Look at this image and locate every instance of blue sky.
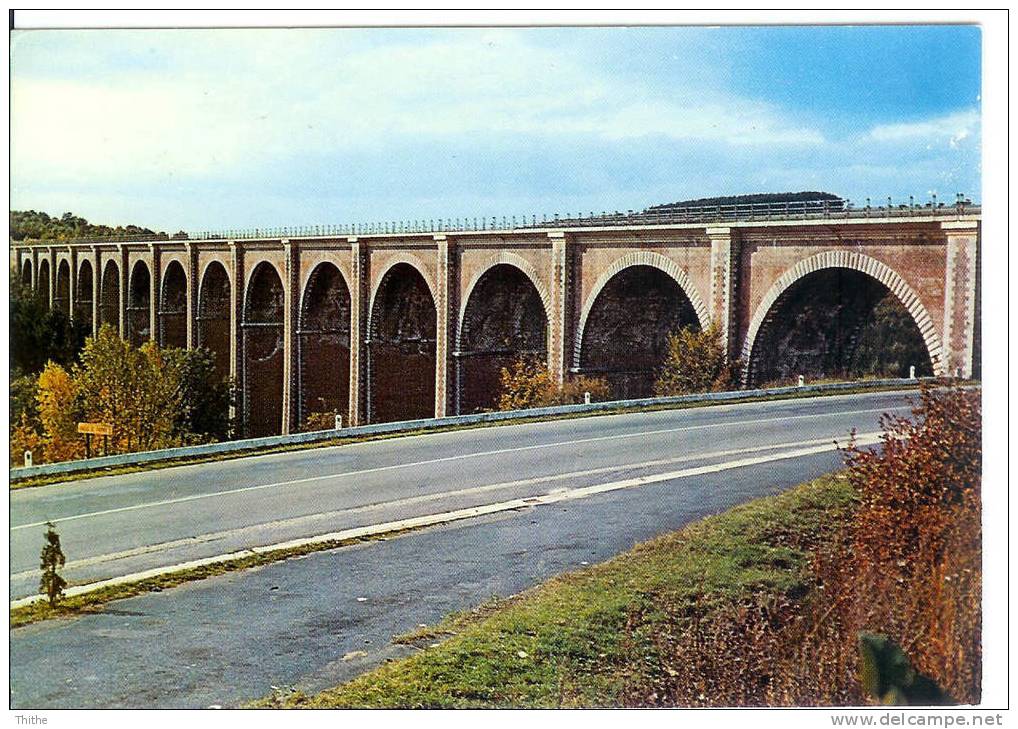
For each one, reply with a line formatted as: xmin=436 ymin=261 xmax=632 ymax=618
xmin=10 ymin=25 xmax=981 ymax=232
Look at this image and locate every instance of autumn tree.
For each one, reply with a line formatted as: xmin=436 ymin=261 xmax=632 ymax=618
xmin=653 ymin=324 xmax=740 ymax=396
xmin=72 ymin=325 xmax=182 ymax=453
xmin=498 ymin=357 xmax=612 ymax=411
xmin=36 ymin=361 xmax=84 ymax=463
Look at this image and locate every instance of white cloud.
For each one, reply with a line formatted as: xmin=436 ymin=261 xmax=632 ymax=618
xmin=866 ymin=109 xmax=980 ymax=146
xmin=11 ymin=28 xmax=827 ymax=190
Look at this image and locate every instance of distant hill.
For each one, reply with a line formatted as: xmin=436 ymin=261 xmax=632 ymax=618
xmin=647 ymin=191 xmax=844 ymax=211
xmin=9 ymin=210 xmax=185 ymax=242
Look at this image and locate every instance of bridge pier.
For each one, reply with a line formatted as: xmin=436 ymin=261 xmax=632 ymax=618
xmin=434 ymin=235 xmax=456 ymax=418
xmin=941 ymin=221 xmax=979 ymax=378
xmin=281 ymin=239 xmax=299 ymax=435
xmin=90 ymin=246 xmax=100 ymax=336
xmin=185 ymin=242 xmax=198 ymax=348
xmin=13 ymin=207 xmax=982 ymax=437
xmin=348 ymin=238 xmax=367 ymax=427
xmin=68 ymin=247 xmax=78 ymax=325
xmin=708 ymin=226 xmax=740 ymax=358
xmin=547 ymin=231 xmax=571 ymax=385
xmin=47 ymin=247 xmax=57 ymax=311
xmin=229 ymin=241 xmax=243 ymax=431
xmin=149 ymin=243 xmax=161 ymax=343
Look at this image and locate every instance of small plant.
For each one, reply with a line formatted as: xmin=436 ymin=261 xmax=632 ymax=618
xmin=39 ymin=521 xmax=67 ymax=607
xmin=858 ymin=632 xmax=953 ymax=705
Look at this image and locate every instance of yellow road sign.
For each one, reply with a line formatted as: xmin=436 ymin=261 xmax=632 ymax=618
xmin=77 ymin=422 xmax=113 ymax=437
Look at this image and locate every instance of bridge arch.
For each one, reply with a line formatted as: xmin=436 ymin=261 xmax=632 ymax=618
xmin=20 ymin=258 xmax=32 ymax=288
xmin=76 ymin=259 xmax=94 ymax=332
xmin=55 ymin=259 xmax=71 ymax=315
xmin=297 ymin=262 xmax=351 ymax=429
xmin=127 ymin=260 xmax=152 ymax=346
xmin=741 ymin=251 xmax=945 ymax=384
xmin=99 ymin=259 xmax=120 ymax=331
xmin=573 ymin=253 xmax=708 ymax=399
xmin=455 ymin=258 xmax=549 ymax=414
xmin=242 ymin=261 xmax=286 ymax=437
xmin=37 ymin=259 xmax=51 ymax=307
xmin=159 ymin=260 xmax=188 ymax=349
xmin=367 ymin=259 xmax=437 ymax=424
xmin=197 ymin=260 xmax=232 ymax=381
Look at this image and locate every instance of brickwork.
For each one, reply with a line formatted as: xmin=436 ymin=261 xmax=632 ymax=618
xmin=13 ymin=213 xmax=980 ymax=434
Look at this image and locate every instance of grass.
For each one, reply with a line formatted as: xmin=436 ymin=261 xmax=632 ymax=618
xmin=10 ymin=381 xmax=922 ymax=490
xmin=255 ymin=472 xmax=857 ymax=708
xmin=9 ymin=527 xmax=418 ymax=629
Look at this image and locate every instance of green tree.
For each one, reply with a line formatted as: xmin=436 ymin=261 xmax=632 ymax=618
xmin=10 ymin=274 xmax=86 ymax=375
xmin=165 ymin=347 xmax=235 ymax=443
xmin=653 ymin=323 xmax=740 ymax=396
xmin=72 ymin=325 xmax=182 ymax=453
xmin=39 ymin=522 xmax=67 ymax=608
xmin=10 ymin=372 xmax=39 ymax=430
xmin=10 ymin=209 xmax=163 ymax=241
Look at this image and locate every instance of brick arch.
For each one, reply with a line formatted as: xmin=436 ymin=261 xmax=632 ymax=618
xmin=299 ymin=261 xmax=352 ymax=325
xmin=456 ymin=251 xmax=551 ymax=352
xmin=20 ymin=257 xmax=33 ymax=287
xmin=243 ymin=259 xmax=285 ymax=321
xmin=572 ymin=251 xmax=710 ymax=370
xmin=197 ymin=259 xmax=234 ymax=305
xmin=741 ymin=250 xmax=946 ymax=381
xmin=367 ymin=253 xmax=437 ymax=336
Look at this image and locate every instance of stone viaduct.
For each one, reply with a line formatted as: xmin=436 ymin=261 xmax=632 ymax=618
xmin=11 ymin=205 xmax=980 ymax=438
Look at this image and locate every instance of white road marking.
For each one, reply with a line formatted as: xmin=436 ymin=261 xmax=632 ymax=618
xmin=10 ymin=432 xmax=883 ymax=608
xmin=11 ymin=432 xmax=877 ymax=579
xmin=11 ymin=406 xmax=897 ymax=531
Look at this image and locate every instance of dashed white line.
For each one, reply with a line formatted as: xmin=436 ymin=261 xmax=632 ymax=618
xmin=10 ymin=432 xmax=883 ymax=608
xmin=11 ymin=407 xmax=896 ymax=531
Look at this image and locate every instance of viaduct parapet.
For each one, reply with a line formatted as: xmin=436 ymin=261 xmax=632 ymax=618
xmin=12 ymin=208 xmax=981 ymax=438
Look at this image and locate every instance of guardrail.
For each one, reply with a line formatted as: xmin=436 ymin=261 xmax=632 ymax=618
xmin=8 ymin=378 xmax=934 ymax=482
xmin=9 ymin=198 xmax=980 ymax=246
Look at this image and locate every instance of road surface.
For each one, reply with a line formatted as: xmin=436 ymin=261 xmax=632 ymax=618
xmin=10 ymin=390 xmax=912 ymax=708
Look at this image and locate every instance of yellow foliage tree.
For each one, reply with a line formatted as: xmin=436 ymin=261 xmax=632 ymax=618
xmin=10 ymin=414 xmax=44 ymax=467
xmin=36 ymin=361 xmax=84 ymax=463
xmin=72 ymin=325 xmax=183 ymax=453
xmin=653 ymin=323 xmax=740 ymax=396
xmin=498 ymin=357 xmax=612 ymax=411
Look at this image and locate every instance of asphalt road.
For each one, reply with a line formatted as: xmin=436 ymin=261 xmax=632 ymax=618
xmin=9 ymin=390 xmax=914 ymax=708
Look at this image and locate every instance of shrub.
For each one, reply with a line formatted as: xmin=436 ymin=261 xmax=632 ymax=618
xmin=10 ymin=414 xmax=44 ymax=467
xmin=498 ymin=357 xmax=612 ymax=411
xmin=304 ymin=411 xmax=342 ymax=432
xmin=638 ymin=383 xmax=981 ymax=706
xmin=653 ymin=324 xmax=740 ymax=396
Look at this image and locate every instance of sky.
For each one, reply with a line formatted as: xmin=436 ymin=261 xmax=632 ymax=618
xmin=10 ymin=25 xmax=981 ymax=233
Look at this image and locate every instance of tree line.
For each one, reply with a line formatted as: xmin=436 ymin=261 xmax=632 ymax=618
xmin=10 ymin=210 xmax=186 ymax=242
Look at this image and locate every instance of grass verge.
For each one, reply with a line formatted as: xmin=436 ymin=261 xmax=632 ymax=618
xmin=10 ymin=382 xmax=922 ymax=490
xmin=255 ymin=472 xmax=857 ymax=708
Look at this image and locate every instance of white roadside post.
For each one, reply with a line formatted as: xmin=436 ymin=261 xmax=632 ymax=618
xmin=334 ymin=414 xmax=343 ymax=430
xmin=583 ymin=391 xmax=591 ymax=405
xmin=909 ymin=365 xmax=916 ymax=380
xmin=797 ymin=375 xmax=805 ymax=388
xmin=24 ymin=451 xmax=32 ymax=468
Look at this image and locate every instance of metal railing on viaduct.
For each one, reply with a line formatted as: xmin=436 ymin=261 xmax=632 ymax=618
xmin=11 ymin=198 xmax=981 ymax=439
